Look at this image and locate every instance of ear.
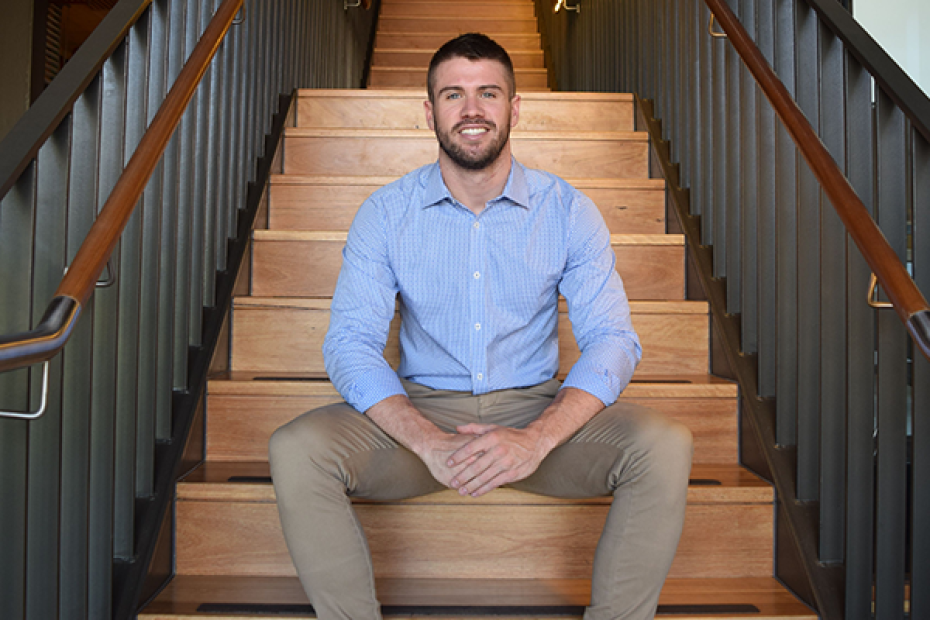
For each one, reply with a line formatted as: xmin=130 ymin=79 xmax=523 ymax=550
xmin=424 ymin=100 xmax=435 ymax=131
xmin=510 ymin=94 xmax=521 ymax=128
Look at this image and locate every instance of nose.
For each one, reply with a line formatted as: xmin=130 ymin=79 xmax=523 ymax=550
xmin=461 ymin=93 xmax=484 ymax=118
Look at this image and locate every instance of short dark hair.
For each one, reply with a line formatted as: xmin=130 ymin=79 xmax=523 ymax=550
xmin=427 ymin=33 xmax=516 ymax=103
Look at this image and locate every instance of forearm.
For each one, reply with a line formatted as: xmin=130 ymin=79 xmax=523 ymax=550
xmin=524 ymin=386 xmax=605 ymax=454
xmin=365 ymin=394 xmax=447 ymax=458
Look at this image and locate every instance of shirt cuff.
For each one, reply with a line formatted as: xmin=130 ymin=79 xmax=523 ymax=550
xmin=344 ymin=367 xmax=408 ymax=413
xmin=561 ymin=357 xmax=634 ymax=407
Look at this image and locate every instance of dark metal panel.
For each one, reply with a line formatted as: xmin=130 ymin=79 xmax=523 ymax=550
xmin=873 ymin=89 xmax=909 ymax=620
xmin=912 ymin=126 xmax=930 ymax=620
xmin=816 ymin=20 xmax=848 ymax=564
xmin=756 ymin=0 xmax=778 ymax=397
xmin=774 ymin=0 xmax=798 ymax=447
xmin=738 ymin=0 xmax=757 ymax=353
xmin=724 ymin=0 xmax=741 ymax=311
xmin=843 ymin=50 xmax=876 ymax=620
xmin=87 ymin=44 xmax=129 ymax=620
xmin=0 ymin=167 xmax=36 ymax=620
xmin=24 ymin=118 xmax=70 ymax=620
xmin=60 ymin=78 xmax=102 ymax=620
xmin=794 ymin=0 xmax=822 ymax=503
xmin=113 ymin=5 xmax=151 ymax=561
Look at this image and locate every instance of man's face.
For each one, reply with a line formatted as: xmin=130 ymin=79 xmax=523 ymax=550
xmin=424 ymin=57 xmax=520 ymax=171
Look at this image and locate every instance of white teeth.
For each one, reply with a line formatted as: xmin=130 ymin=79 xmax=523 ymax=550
xmin=461 ymin=127 xmax=488 ymax=135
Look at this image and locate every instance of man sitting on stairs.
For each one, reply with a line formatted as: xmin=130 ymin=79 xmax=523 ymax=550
xmin=269 ymin=33 xmax=694 ymax=620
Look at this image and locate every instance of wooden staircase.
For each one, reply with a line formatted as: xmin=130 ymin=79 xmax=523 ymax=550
xmin=139 ymin=1 xmax=816 ymax=618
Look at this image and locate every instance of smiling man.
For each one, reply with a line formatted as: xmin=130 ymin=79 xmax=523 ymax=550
xmin=269 ymin=34 xmax=694 ymax=620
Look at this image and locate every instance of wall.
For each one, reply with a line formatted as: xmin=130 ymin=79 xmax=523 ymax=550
xmin=0 ymin=0 xmax=35 ymax=141
xmin=854 ymin=0 xmax=930 ymax=96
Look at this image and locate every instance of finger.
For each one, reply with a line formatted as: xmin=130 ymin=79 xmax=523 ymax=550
xmin=447 ymin=435 xmax=495 ymax=466
xmin=466 ymin=470 xmax=512 ymax=497
xmin=450 ymin=451 xmax=500 ymax=490
xmin=456 ymin=423 xmax=498 ymax=436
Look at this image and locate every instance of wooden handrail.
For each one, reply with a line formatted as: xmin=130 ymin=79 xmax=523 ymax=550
xmin=703 ymin=0 xmax=930 ymax=361
xmin=0 ymin=0 xmax=242 ymax=375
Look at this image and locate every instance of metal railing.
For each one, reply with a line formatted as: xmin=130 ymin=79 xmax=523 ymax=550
xmin=0 ymin=0 xmax=377 ymax=618
xmin=537 ymin=0 xmax=929 ymax=618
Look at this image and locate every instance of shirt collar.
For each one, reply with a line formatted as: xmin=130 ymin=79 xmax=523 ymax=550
xmin=420 ymin=159 xmax=531 ymax=211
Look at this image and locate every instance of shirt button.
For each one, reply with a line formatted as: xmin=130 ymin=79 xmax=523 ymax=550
xmin=473 ymin=271 xmax=480 ymax=279
xmin=476 ymin=373 xmax=484 ymax=380
xmin=474 ymin=323 xmax=481 ymax=331
xmin=473 ymin=222 xmax=480 ymax=230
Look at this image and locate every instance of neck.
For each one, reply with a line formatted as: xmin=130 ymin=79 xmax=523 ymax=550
xmin=438 ymin=146 xmax=512 ymax=215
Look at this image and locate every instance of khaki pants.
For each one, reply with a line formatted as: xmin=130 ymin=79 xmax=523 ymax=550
xmin=269 ymin=379 xmax=693 ymax=620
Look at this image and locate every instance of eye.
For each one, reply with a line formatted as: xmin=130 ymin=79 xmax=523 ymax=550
xmin=480 ymin=91 xmax=497 ymax=99
xmin=446 ymin=92 xmax=462 ymax=100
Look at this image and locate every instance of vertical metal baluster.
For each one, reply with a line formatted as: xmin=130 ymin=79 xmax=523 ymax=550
xmin=228 ymin=5 xmax=244 ymax=236
xmin=0 ymin=163 xmax=37 ymax=620
xmin=60 ymin=78 xmax=101 ymax=620
xmin=911 ymin=126 xmax=930 ymax=620
xmin=173 ymin=0 xmax=200 ymax=385
xmin=794 ymin=0 xmax=822 ymax=502
xmin=157 ymin=0 xmax=186 ymax=438
xmin=874 ymin=89 xmax=909 ymax=620
xmin=843 ymin=50 xmax=876 ymax=620
xmin=709 ymin=7 xmax=725 ymax=258
xmin=724 ymin=0 xmax=741 ymax=308
xmin=192 ymin=0 xmax=214 ymax=321
xmin=817 ymin=20 xmax=847 ymax=564
xmin=211 ymin=9 xmax=232 ymax=275
xmin=756 ymin=0 xmax=777 ymax=397
xmin=114 ymin=7 xmax=151 ymax=562
xmin=669 ymin=0 xmax=681 ymax=163
xmin=25 ymin=121 xmax=70 ymax=620
xmin=683 ymin=0 xmax=697 ymax=192
xmin=88 ymin=44 xmax=129 ymax=620
xmin=738 ymin=0 xmax=758 ymax=354
xmin=698 ymin=2 xmax=712 ymax=223
xmin=774 ymin=0 xmax=798 ymax=447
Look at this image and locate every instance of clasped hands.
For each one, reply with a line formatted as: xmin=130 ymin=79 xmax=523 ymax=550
xmin=419 ymin=423 xmax=550 ymax=498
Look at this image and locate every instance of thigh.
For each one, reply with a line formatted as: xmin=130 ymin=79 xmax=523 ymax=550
xmin=510 ymin=400 xmax=692 ymax=498
xmin=269 ymin=402 xmax=444 ymax=501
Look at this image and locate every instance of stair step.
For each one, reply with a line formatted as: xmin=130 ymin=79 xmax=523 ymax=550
xmin=294 ymin=90 xmax=634 ymax=132
xmin=250 ymin=232 xmax=684 ymax=300
xmin=229 ymin=298 xmax=710 ymax=376
xmin=267 ymin=175 xmax=665 ymax=233
xmin=369 ymin=66 xmax=549 ymax=90
xmin=204 ymin=374 xmax=737 ymax=464
xmin=374 ymin=48 xmax=544 ymax=68
xmin=377 ymin=17 xmax=540 ymax=34
xmin=140 ymin=575 xmax=816 ymax=619
xmin=380 ymin=3 xmax=536 ymax=19
xmin=173 ymin=462 xmax=772 ymax=579
xmin=376 ymin=32 xmax=542 ymax=51
xmin=282 ymin=128 xmax=649 ymax=179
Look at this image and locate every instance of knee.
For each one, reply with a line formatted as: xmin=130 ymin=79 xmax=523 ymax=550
xmin=268 ymin=406 xmax=350 ymax=471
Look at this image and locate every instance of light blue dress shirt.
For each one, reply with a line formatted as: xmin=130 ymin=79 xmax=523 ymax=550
xmin=323 ymin=160 xmax=642 ymax=413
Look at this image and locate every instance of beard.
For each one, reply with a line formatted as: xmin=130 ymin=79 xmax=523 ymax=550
xmin=435 ymin=119 xmax=511 ymax=171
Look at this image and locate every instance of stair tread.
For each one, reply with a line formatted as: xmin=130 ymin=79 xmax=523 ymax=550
xmin=296 ymin=89 xmax=633 ymax=102
xmin=284 ymin=127 xmax=648 ymax=142
xmin=269 ymin=175 xmax=663 ymax=190
xmin=233 ymin=296 xmax=707 ymax=315
xmin=253 ymin=230 xmax=683 ymax=246
xmin=140 ymin=575 xmax=815 ymax=618
xmin=177 ymin=461 xmax=771 ymax=504
xmin=207 ymin=372 xmax=738 ymax=399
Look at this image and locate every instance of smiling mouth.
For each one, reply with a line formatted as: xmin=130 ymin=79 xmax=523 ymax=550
xmin=460 ymin=127 xmax=489 ymax=135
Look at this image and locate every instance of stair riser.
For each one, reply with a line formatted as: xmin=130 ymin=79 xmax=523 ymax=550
xmin=376 ymin=32 xmax=542 ymax=51
xmin=295 ymin=96 xmax=634 ymax=132
xmin=370 ymin=68 xmax=549 ymax=90
xmin=251 ymin=239 xmax=684 ymax=300
xmin=206 ymin=394 xmax=736 ymax=464
xmin=379 ymin=3 xmax=536 ymax=19
xmin=373 ymin=50 xmax=544 ymax=69
xmin=268 ymin=184 xmax=665 ymax=233
xmin=283 ymin=135 xmax=649 ymax=179
xmin=230 ymin=305 xmax=709 ymax=376
xmin=175 ymin=501 xmax=772 ymax=579
xmin=377 ymin=17 xmax=539 ymax=34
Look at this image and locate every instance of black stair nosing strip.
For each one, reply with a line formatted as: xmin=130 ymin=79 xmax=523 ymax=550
xmin=196 ymin=603 xmax=762 ymax=615
xmin=224 ymin=476 xmax=724 ymax=487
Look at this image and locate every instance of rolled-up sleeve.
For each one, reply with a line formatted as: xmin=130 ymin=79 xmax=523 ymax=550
xmin=323 ymin=195 xmax=406 ymax=412
xmin=557 ymin=192 xmax=642 ymax=406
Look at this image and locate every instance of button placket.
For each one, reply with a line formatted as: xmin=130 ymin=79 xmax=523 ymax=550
xmin=468 ymin=214 xmax=488 ymax=390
